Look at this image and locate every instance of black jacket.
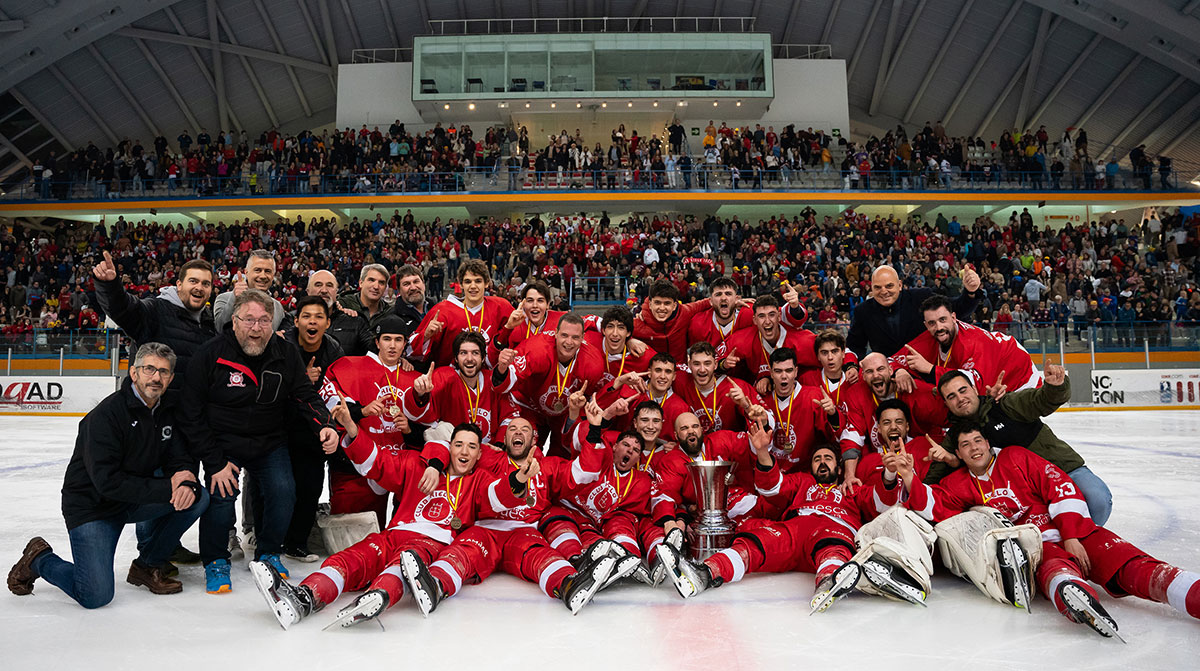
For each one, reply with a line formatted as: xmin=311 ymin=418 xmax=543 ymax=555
xmin=846 ymin=287 xmax=981 ymax=357
xmin=61 ymin=378 xmax=191 ymax=529
xmin=391 ymin=298 xmax=428 ymax=340
xmin=180 ymin=331 xmax=332 ymax=475
xmin=327 ymin=304 xmax=370 ymax=356
xmin=94 ymin=278 xmax=216 ymax=388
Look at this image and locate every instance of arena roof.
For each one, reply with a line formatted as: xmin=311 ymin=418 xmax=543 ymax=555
xmin=1 ymin=0 xmax=1199 ymax=185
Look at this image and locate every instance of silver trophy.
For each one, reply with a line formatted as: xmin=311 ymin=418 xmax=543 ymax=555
xmin=685 ymin=460 xmax=737 ymax=561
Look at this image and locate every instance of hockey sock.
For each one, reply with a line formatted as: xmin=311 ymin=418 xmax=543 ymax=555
xmin=300 ymin=566 xmax=345 ymax=605
xmin=1116 ymin=558 xmax=1200 ymax=619
xmin=537 ymin=560 xmax=576 ymax=599
xmin=610 ymin=534 xmax=641 ymax=557
xmin=367 ymin=565 xmax=406 ymax=608
xmin=428 ymin=560 xmax=464 ymax=598
xmin=813 ymin=544 xmax=853 ymax=584
xmin=1045 ymin=570 xmax=1099 ymax=619
xmin=544 ymin=521 xmax=584 ymax=559
xmin=703 ymin=545 xmax=753 ymax=584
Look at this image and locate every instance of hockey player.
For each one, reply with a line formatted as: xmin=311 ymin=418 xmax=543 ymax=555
xmin=854 ymin=399 xmax=939 ymax=486
xmin=797 ymin=330 xmax=860 ymax=391
xmin=719 ymin=295 xmax=818 ymax=388
xmin=687 ymin=277 xmax=754 ymax=350
xmin=409 ymin=259 xmax=515 ymax=368
xmin=395 ymin=415 xmax=622 ymax=616
xmin=902 ymin=423 xmax=1200 ymax=639
xmin=761 ymin=347 xmax=841 ymax=474
xmin=404 ymin=330 xmax=516 ymax=445
xmin=635 ymin=279 xmax=724 ymax=362
xmin=600 ymin=353 xmax=689 ymax=441
xmin=317 ymin=316 xmax=418 ymax=526
xmin=491 ymin=281 xmax=567 ymax=351
xmin=587 ymin=305 xmax=656 ymax=390
xmin=933 ymin=365 xmax=1112 ymax=525
xmin=658 ymin=426 xmax=900 ymax=612
xmin=249 ymin=400 xmax=533 ymax=630
xmin=838 ymin=352 xmax=949 ymax=491
xmin=894 ymin=294 xmax=1041 ymax=395
xmin=675 ymin=341 xmax=769 ymax=433
xmin=494 ymin=313 xmax=604 ymax=455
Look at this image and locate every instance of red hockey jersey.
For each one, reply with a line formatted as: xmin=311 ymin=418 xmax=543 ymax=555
xmin=401 ymin=366 xmax=516 ymax=445
xmin=754 ymin=458 xmax=899 ymax=533
xmin=409 ymin=295 xmax=514 ymax=367
xmin=319 ymin=352 xmax=417 ymax=452
xmin=893 ymin=319 xmax=1042 ymax=394
xmin=497 ymin=333 xmax=605 ymax=418
xmin=673 ymin=374 xmax=766 ymax=433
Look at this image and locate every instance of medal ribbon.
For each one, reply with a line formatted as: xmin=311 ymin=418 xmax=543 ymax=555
xmin=970 ymin=455 xmax=998 ymax=503
xmin=464 ymin=302 xmax=484 ymax=332
xmin=461 ymin=374 xmax=481 ymax=423
xmin=614 ymin=465 xmax=635 ymax=502
xmin=444 ymin=474 xmax=465 ymax=520
xmin=554 ymin=358 xmax=576 ymax=403
xmin=695 ymin=381 xmax=718 ymax=426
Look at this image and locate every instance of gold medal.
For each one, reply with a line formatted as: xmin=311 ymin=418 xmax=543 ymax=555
xmin=450 ymin=516 xmax=462 ymax=530
xmin=388 ymin=405 xmax=401 ymax=418
xmin=525 ymin=494 xmax=536 ymax=507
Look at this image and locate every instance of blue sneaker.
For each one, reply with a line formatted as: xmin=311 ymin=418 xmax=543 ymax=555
xmin=258 ymin=553 xmax=289 ymax=581
xmin=206 ymin=559 xmax=232 ymax=594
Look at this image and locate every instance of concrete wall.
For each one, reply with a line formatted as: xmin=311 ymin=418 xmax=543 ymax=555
xmin=335 ymin=63 xmax=425 ymax=130
xmin=759 ymin=59 xmax=850 ymax=137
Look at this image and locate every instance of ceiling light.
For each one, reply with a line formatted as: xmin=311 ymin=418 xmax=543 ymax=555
xmin=576 ymin=102 xmax=581 ymax=108
xmin=525 ymin=102 xmax=530 ymax=108
xmin=627 ymin=101 xmax=633 ymax=107
xmin=653 ymin=101 xmax=659 ymax=107
xmin=601 ymin=102 xmax=607 ymax=108
xmin=550 ymin=102 xmax=556 ymax=108
xmin=468 ymin=103 xmax=475 ymax=110
xmin=713 ymin=101 xmax=718 ymax=106
xmin=736 ymin=101 xmax=742 ymax=107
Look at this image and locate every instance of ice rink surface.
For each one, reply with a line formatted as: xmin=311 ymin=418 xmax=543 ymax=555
xmin=2 ymin=410 xmax=1198 ymax=670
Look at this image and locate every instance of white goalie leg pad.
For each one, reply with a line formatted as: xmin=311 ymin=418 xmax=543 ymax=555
xmin=853 ymin=507 xmax=936 ymax=599
xmin=316 ymin=511 xmax=381 ymax=555
xmin=423 ymin=421 xmax=455 ymax=446
xmin=934 ymin=506 xmax=1043 ymax=605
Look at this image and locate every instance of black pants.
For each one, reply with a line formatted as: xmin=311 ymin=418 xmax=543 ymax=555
xmin=284 ymin=442 xmax=327 ymax=552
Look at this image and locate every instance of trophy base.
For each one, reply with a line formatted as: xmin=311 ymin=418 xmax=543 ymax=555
xmin=687 ymin=526 xmax=736 ymax=562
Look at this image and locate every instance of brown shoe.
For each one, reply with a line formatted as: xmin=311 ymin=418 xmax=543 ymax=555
xmin=8 ymin=537 xmax=51 ymax=596
xmin=127 ymin=559 xmax=183 ymax=595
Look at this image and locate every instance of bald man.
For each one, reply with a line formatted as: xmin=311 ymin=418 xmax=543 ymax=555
xmin=305 ymin=270 xmax=369 ymax=356
xmin=845 ymin=265 xmax=981 ymax=362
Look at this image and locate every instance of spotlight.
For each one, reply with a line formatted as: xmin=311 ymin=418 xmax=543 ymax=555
xmin=468 ymin=103 xmax=475 ymax=110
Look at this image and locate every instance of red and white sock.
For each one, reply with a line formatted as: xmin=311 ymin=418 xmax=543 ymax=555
xmin=367 ymin=565 xmax=406 ymax=607
xmin=300 ymin=566 xmax=345 ymax=605
xmin=703 ymin=547 xmax=751 ymax=584
xmin=814 ymin=545 xmax=853 ymax=584
xmin=1118 ymin=558 xmax=1200 ymax=619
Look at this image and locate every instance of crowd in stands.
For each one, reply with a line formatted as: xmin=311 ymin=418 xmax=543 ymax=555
xmin=20 ymin=116 xmax=1186 ymax=199
xmin=2 ymin=204 xmax=1198 ymax=348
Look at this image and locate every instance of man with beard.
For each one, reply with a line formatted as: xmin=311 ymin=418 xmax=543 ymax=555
xmin=250 ymin=414 xmax=533 ymax=630
xmin=845 ymin=264 xmax=982 ymax=364
xmin=7 ymin=343 xmax=207 ymax=607
xmin=687 ymin=277 xmax=754 ymax=350
xmin=213 ymin=250 xmax=287 ymax=332
xmin=180 ymin=290 xmax=337 ymax=594
xmin=839 ymin=352 xmax=949 ymax=491
xmin=760 ymin=347 xmax=841 ymax=474
xmin=282 ymin=296 xmax=345 ymax=561
xmin=318 ymin=316 xmax=418 ymax=527
xmin=404 ymin=331 xmax=516 ymax=445
xmin=720 ymin=296 xmax=819 ymax=392
xmin=304 ymin=270 xmax=369 ymax=356
xmin=659 ymin=433 xmax=900 ymax=612
xmin=494 ymin=313 xmax=604 ymax=456
xmin=676 ymin=341 xmax=769 ymax=433
xmin=854 ymin=399 xmax=939 ymax=486
xmin=901 ymin=424 xmax=1200 ymax=639
xmin=400 ymin=414 xmax=624 ymax=615
xmin=337 ymin=264 xmax=394 ymax=340
xmin=410 ymin=259 xmax=514 ymax=368
xmin=493 ymin=281 xmax=567 ymax=351
xmin=92 ymin=252 xmax=215 ymax=388
xmin=390 ymin=264 xmax=430 ymax=339
xmin=895 ymin=294 xmax=1041 ymax=395
xmin=602 ymin=353 xmax=690 ymax=441
xmin=587 ymin=305 xmax=656 ymax=390
xmin=933 ymin=364 xmax=1112 ymax=525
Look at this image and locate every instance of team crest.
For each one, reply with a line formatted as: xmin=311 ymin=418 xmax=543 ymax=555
xmin=228 ymin=371 xmax=245 ymax=387
xmin=414 ymin=491 xmax=453 ymax=524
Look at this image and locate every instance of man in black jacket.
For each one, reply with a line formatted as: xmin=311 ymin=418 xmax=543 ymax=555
xmin=93 ymin=252 xmax=216 ymax=389
xmin=391 ymin=263 xmax=430 ymax=340
xmin=7 ymin=343 xmax=208 ymax=608
xmin=304 ymin=269 xmax=368 ymax=355
xmin=181 ymin=289 xmax=337 ymax=594
xmin=845 ymin=265 xmax=981 ymax=391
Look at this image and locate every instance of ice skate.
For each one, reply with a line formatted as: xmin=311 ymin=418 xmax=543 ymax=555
xmin=399 ymin=550 xmax=442 ymax=618
xmin=324 ymin=589 xmax=389 ymax=630
xmin=1057 ymin=581 xmax=1125 ymax=643
xmin=629 ymin=560 xmax=655 ymax=586
xmin=649 ymin=553 xmax=667 ymax=586
xmin=658 ymin=543 xmax=716 ymax=599
xmin=664 ymin=527 xmax=684 ymax=553
xmin=809 ymin=561 xmax=862 ymax=615
xmin=249 ymin=560 xmax=318 ymax=630
xmin=598 ymin=544 xmax=641 ymax=591
xmin=997 ymin=536 xmax=1034 ymax=612
xmin=862 ymin=555 xmax=928 ymax=607
xmin=557 ymin=555 xmax=616 ymax=615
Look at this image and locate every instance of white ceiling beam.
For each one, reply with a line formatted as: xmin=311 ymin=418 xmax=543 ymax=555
xmin=214 ymin=6 xmax=275 ymax=130
xmin=819 ymin=0 xmax=843 ymax=45
xmin=47 ymin=65 xmax=118 ymax=145
xmin=1072 ymin=55 xmax=1144 ymax=131
xmin=867 ymin=0 xmax=904 ymax=116
xmin=903 ymin=0 xmax=975 ymax=123
xmin=253 ymin=0 xmax=313 ymax=118
xmin=130 ymin=37 xmax=201 ymax=132
xmin=1014 ymin=9 xmax=1051 ymax=130
xmin=1102 ymin=76 xmax=1185 ymax=159
xmin=1022 ymin=32 xmax=1104 ymax=130
xmin=85 ymin=43 xmax=160 ymax=137
xmin=208 ymin=0 xmax=229 ymax=132
xmin=942 ymin=0 xmax=1023 ymax=126
xmin=846 ymin=0 xmax=887 ymax=82
xmin=338 ymin=0 xmax=364 ymax=51
xmin=113 ymin=27 xmax=335 ymax=75
xmin=880 ymin=0 xmax=926 ymax=97
xmin=161 ymin=6 xmax=244 ymax=133
xmin=8 ymin=87 xmax=72 ymax=150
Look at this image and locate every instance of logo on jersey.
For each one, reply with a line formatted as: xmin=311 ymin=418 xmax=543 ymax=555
xmin=981 ymin=486 xmax=1029 ymax=521
xmin=806 ymin=483 xmax=844 ymax=504
xmin=228 ymin=371 xmax=245 ymax=388
xmin=772 ymin=425 xmax=799 ymax=457
xmin=584 ymin=481 xmax=619 ymax=522
xmin=161 ymin=426 xmax=173 ymax=440
xmin=538 ymin=386 xmax=575 ymax=414
xmin=413 ymin=490 xmax=453 ymax=524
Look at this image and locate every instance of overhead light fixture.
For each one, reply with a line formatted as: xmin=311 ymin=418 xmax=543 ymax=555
xmin=677 ymin=101 xmax=687 ymax=107
xmin=498 ymin=102 xmax=508 ymax=108
xmin=550 ymin=102 xmax=556 ymax=108
xmin=736 ymin=100 xmax=742 ymax=107
xmin=601 ymin=101 xmax=607 ymax=108
xmin=627 ymin=101 xmax=633 ymax=107
xmin=653 ymin=101 xmax=659 ymax=107
xmin=468 ymin=102 xmax=475 ymax=110
xmin=713 ymin=101 xmax=718 ymax=106
xmin=525 ymin=102 xmax=530 ymax=108
xmin=576 ymin=102 xmax=581 ymax=108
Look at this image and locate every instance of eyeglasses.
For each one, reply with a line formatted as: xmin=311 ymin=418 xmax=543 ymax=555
xmin=235 ymin=315 xmax=273 ymax=328
xmin=137 ymin=364 xmax=173 ymax=378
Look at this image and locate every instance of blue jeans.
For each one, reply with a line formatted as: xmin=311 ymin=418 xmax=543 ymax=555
xmin=199 ymin=445 xmax=295 ymax=564
xmin=1068 ymin=465 xmax=1112 ymax=526
xmin=33 ymin=490 xmax=209 ymax=609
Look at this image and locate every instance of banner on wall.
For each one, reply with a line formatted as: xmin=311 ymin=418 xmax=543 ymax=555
xmin=1090 ymin=369 xmax=1200 ymax=406
xmin=0 ymin=376 xmax=118 ymax=414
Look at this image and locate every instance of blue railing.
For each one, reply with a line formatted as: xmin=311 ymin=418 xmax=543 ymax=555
xmin=1 ymin=329 xmax=125 ymax=361
xmin=3 ymin=164 xmax=1192 ymax=201
xmin=567 ymin=276 xmax=632 ymax=306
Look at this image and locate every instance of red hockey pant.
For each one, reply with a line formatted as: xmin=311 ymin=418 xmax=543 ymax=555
xmin=703 ymin=514 xmax=856 ymax=588
xmin=299 ymin=529 xmax=443 ymax=609
xmin=427 ymin=525 xmax=576 ymax=599
xmin=540 ymin=507 xmax=640 ymax=559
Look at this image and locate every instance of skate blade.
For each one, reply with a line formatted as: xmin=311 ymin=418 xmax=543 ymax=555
xmin=601 ymin=555 xmax=642 ymax=591
xmin=248 ymin=562 xmax=294 ymax=630
xmin=323 ymin=594 xmax=384 ymax=631
xmin=863 ymin=563 xmax=927 ymax=608
xmin=1062 ymin=586 xmax=1125 ymax=643
xmin=570 ymin=558 xmax=615 ymax=616
xmin=400 ymin=553 xmax=435 ymax=618
xmin=809 ymin=564 xmax=861 ymax=616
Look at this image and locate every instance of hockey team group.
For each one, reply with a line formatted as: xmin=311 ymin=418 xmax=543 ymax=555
xmin=7 ymin=256 xmax=1199 ymax=642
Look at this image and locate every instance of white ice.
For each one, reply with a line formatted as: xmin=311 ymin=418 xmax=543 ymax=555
xmin=2 ymin=410 xmax=1198 ymax=670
